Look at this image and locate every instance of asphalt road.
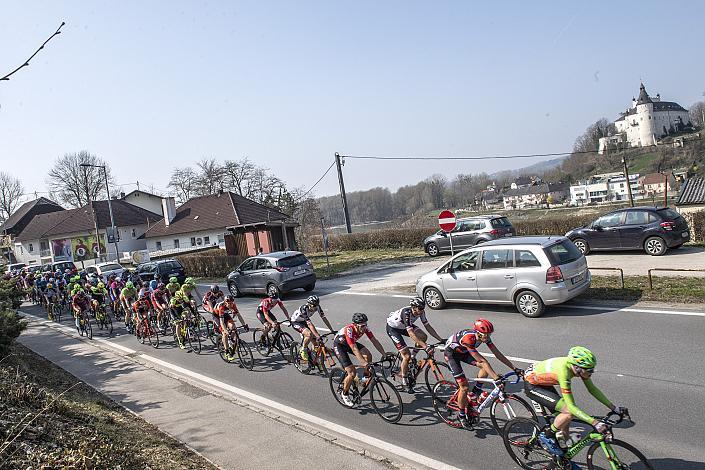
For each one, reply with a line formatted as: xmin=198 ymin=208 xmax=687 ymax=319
xmin=19 ymin=290 xmax=705 ymax=469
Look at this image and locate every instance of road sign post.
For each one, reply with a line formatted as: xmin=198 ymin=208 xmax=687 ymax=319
xmin=438 ymin=210 xmax=457 ymax=256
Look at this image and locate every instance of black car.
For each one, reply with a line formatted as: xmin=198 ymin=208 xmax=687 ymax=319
xmin=565 ymin=206 xmax=690 ymax=256
xmin=135 ymin=259 xmax=186 ymax=284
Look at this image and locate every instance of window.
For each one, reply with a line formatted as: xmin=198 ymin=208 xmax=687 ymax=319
xmin=156 ymin=241 xmax=162 ymax=250
xmin=278 ymin=254 xmax=308 ymax=268
xmin=100 ymin=263 xmax=122 ymax=271
xmin=594 ymin=213 xmax=622 ymax=228
xmin=255 ymin=258 xmax=272 ymax=270
xmin=450 ymin=252 xmax=479 ymax=272
xmin=545 ymin=240 xmax=583 ymax=265
xmin=40 ymin=241 xmax=49 ymax=251
xmin=190 ymin=237 xmax=196 ymax=247
xmin=131 ymin=228 xmax=137 ymax=238
xmin=490 ymin=217 xmax=512 ymax=228
xmin=204 ymin=236 xmax=210 ymax=245
xmin=480 ymin=249 xmax=512 ymax=270
xmin=173 ymin=239 xmax=180 ymax=249
xmin=240 ymin=259 xmax=255 ymax=271
xmin=218 ymin=234 xmax=225 ymax=244
xmin=515 ymin=250 xmax=541 ymax=268
xmin=657 ymin=208 xmax=681 ymax=221
xmin=624 ymin=211 xmax=649 ymax=225
xmin=29 ymin=243 xmax=34 ymax=252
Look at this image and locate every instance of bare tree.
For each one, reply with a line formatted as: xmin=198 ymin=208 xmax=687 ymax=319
xmin=222 ymin=158 xmax=256 ymax=196
xmin=46 ymin=151 xmax=114 ymax=208
xmin=0 ymin=172 xmax=24 ymax=222
xmin=573 ymin=118 xmax=616 ymax=153
xmin=168 ymin=167 xmax=198 ymax=204
xmin=690 ymin=101 xmax=705 ymax=128
xmin=194 ymin=158 xmax=224 ymax=195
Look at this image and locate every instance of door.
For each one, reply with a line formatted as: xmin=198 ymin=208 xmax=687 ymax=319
xmin=236 ymin=258 xmax=256 ymax=293
xmin=617 ymin=210 xmax=650 ymax=249
xmin=439 ymin=251 xmax=480 ymax=301
xmin=476 ymin=249 xmax=516 ymax=302
xmin=451 ymin=221 xmax=476 ymax=249
xmin=251 ymin=258 xmax=274 ymax=293
xmin=586 ymin=212 xmax=623 ymax=249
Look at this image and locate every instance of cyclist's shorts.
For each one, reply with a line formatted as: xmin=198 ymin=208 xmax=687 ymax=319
xmin=332 ymin=340 xmax=363 ymax=368
xmin=110 ymin=291 xmax=118 ymax=302
xmin=524 ymin=382 xmax=560 ymax=411
xmin=444 ymin=350 xmax=478 ymax=384
xmin=256 ymin=307 xmax=277 ymax=325
xmin=170 ymin=306 xmax=185 ymax=321
xmin=291 ymin=320 xmax=309 ymax=334
xmin=386 ymin=324 xmax=419 ymax=350
xmin=217 ymin=312 xmax=233 ymax=328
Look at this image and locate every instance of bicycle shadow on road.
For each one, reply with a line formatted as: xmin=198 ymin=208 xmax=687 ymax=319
xmin=645 ymin=458 xmax=704 ymax=469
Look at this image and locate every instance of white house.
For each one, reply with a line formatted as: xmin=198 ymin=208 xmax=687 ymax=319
xmin=570 ymin=173 xmax=642 ymax=205
xmin=502 ymin=183 xmax=569 ymax=210
xmin=120 ymin=189 xmax=164 ymax=215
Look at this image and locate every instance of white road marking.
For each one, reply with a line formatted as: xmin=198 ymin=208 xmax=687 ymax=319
xmin=20 ymin=310 xmax=461 ymax=470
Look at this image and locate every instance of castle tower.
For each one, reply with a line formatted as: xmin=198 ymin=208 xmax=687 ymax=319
xmin=635 ymin=83 xmax=656 ymax=147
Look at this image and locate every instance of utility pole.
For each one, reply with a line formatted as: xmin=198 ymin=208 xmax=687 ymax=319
xmin=82 ymin=166 xmax=102 ymax=261
xmin=335 ymin=152 xmax=352 ymax=234
xmin=621 ymin=155 xmax=635 ymax=207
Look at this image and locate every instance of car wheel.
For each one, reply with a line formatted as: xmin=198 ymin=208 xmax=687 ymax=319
xmin=427 ymin=243 xmax=439 ymax=257
xmin=515 ymin=290 xmax=544 ymax=318
xmin=227 ymin=281 xmax=241 ymax=298
xmin=304 ymin=283 xmax=315 ymax=292
xmin=423 ymin=287 xmax=446 ymax=310
xmin=572 ymin=238 xmax=590 ymax=255
xmin=267 ymin=283 xmax=282 ymax=298
xmin=644 ymin=236 xmax=667 ymax=256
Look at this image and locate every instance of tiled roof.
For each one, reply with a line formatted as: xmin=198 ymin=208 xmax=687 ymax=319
xmin=504 ymin=182 xmax=568 ymax=197
xmin=676 ymin=177 xmax=705 ymax=206
xmin=0 ymin=197 xmax=63 ymax=234
xmin=641 ymin=173 xmax=668 ymax=186
xmin=653 ymin=101 xmax=687 ymax=112
xmin=16 ymin=200 xmax=162 ymax=241
xmin=142 ymin=192 xmax=290 ymax=239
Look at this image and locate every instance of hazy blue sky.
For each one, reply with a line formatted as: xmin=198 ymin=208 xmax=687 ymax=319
xmin=2 ymin=1 xmax=704 ymax=201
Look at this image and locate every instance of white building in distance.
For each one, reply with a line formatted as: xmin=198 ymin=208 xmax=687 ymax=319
xmin=599 ymin=83 xmax=691 ymax=154
xmin=570 ymin=172 xmax=642 ymax=206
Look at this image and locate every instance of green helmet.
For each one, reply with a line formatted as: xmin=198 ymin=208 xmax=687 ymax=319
xmin=125 ymin=281 xmax=134 ymax=289
xmin=184 ymin=277 xmax=195 ymax=286
xmin=169 ymin=277 xmax=178 ymax=284
xmin=567 ymin=346 xmax=596 ymax=369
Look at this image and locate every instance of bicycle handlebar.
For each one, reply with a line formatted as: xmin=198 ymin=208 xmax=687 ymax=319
xmin=599 ymin=409 xmax=631 ymax=427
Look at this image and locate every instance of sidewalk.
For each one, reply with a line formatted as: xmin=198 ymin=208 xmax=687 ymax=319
xmin=17 ymin=321 xmax=401 ymax=470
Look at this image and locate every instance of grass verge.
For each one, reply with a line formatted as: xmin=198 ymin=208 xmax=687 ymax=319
xmin=308 ymin=248 xmax=427 ymax=279
xmin=579 ymin=275 xmax=705 ymax=303
xmin=0 ymin=343 xmax=217 ymax=469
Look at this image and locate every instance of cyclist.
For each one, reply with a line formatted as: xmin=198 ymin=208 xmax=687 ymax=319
xmin=165 ymin=276 xmax=180 ymax=297
xmin=149 ymin=273 xmax=160 ymax=291
xmin=256 ymin=292 xmax=290 ymax=343
xmin=169 ymin=290 xmax=189 ymax=348
xmin=109 ymin=275 xmax=124 ymax=313
xmin=202 ymin=285 xmax=225 ymax=314
xmin=120 ymin=281 xmax=138 ymax=328
xmin=179 ymin=277 xmax=201 ymax=313
xmin=212 ymin=295 xmax=249 ymax=360
xmin=290 ymin=295 xmax=334 ymax=362
xmin=71 ymin=290 xmax=92 ymax=330
xmin=524 ymin=347 xmax=623 ymax=456
xmin=386 ymin=297 xmax=445 ymax=392
xmin=333 ymin=313 xmax=391 ymax=407
xmin=444 ymin=319 xmax=522 ymax=429
xmin=132 ymin=292 xmax=152 ymax=332
xmin=44 ymin=282 xmax=59 ymax=313
xmin=90 ymin=282 xmax=109 ymax=314
xmin=150 ymin=283 xmax=170 ymax=327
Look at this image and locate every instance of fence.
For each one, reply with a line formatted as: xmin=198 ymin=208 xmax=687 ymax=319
xmin=648 ymin=268 xmax=705 ymax=289
xmin=587 ymin=267 xmax=624 ymax=288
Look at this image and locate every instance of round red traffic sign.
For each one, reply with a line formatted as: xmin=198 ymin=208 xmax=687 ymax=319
xmin=438 ymin=210 xmax=456 ymax=232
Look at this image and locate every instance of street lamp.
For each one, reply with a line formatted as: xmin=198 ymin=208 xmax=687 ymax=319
xmin=80 ymin=163 xmax=118 ymax=261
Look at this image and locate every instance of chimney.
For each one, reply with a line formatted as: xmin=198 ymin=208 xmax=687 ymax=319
xmin=161 ymin=197 xmax=177 ymax=226
xmin=120 ymin=191 xmax=125 ymax=199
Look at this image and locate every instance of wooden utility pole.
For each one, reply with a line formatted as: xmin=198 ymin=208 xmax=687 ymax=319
xmin=335 ymin=152 xmax=352 ymax=234
xmin=621 ymin=155 xmax=635 ymax=207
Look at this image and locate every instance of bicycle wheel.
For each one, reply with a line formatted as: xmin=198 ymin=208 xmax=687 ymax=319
xmin=432 ymin=380 xmax=462 ymax=428
xmin=424 ymin=361 xmax=451 ymax=396
xmin=236 ymin=340 xmax=254 ymax=370
xmin=317 ymin=349 xmax=331 ymax=377
xmin=503 ymin=417 xmax=553 ymax=470
xmin=370 ymin=377 xmax=404 ymax=423
xmin=206 ymin=320 xmax=218 ymax=346
xmin=277 ymin=332 xmax=294 ymax=363
xmin=292 ymin=342 xmax=312 ymax=374
xmin=328 ymin=367 xmax=352 ymax=408
xmin=586 ymin=439 xmax=653 ymax=470
xmin=252 ymin=329 xmax=271 ymax=357
xmin=187 ymin=325 xmax=202 ymax=354
xmin=490 ymin=393 xmax=538 ymax=435
xmin=148 ymin=324 xmax=160 ymax=348
xmin=216 ymin=338 xmax=235 ymax=363
xmin=85 ymin=319 xmax=92 ymax=339
xmin=138 ymin=322 xmax=147 ymax=345
xmin=105 ymin=315 xmax=113 ymax=335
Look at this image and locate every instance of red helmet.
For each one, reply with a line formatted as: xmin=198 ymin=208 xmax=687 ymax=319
xmin=473 ymin=318 xmax=494 ymax=334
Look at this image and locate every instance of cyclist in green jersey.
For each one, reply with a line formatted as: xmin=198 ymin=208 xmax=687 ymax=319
xmin=120 ymin=281 xmax=138 ymax=325
xmin=166 ymin=277 xmax=181 ymax=297
xmin=524 ymin=347 xmax=625 ymax=456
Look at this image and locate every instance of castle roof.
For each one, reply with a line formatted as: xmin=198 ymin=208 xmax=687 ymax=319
xmin=636 ymin=83 xmax=652 ymax=105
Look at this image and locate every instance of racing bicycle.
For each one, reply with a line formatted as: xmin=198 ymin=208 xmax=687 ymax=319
xmin=291 ymin=332 xmax=337 ymax=376
xmin=252 ymin=320 xmax=294 ymax=363
xmin=389 ymin=341 xmax=450 ymax=395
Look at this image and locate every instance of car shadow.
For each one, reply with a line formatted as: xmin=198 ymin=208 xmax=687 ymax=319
xmin=586 ymin=245 xmax=705 ymax=257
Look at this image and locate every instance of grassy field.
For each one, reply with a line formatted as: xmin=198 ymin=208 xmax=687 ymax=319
xmin=581 ymin=275 xmax=705 ymax=304
xmin=0 ymin=343 xmax=217 ymax=469
xmin=308 ymin=248 xmax=426 ymax=279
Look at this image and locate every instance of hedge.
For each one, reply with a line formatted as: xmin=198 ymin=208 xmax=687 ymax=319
xmin=681 ymin=210 xmax=705 ymax=243
xmin=175 ymin=251 xmax=245 ymax=278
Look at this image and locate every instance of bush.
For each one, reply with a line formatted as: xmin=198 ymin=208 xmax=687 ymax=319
xmin=0 ymin=310 xmax=26 ymax=357
xmin=176 ymin=251 xmax=245 ymax=278
xmin=512 ymin=215 xmax=596 ymax=237
xmin=308 ymin=227 xmax=438 ymax=252
xmin=681 ymin=210 xmax=705 ymax=243
xmin=0 ymin=278 xmax=25 ymax=310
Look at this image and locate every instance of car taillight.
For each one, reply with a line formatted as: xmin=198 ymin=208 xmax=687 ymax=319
xmin=660 ymin=221 xmax=675 ymax=231
xmin=489 ymin=229 xmax=500 ymax=236
xmin=275 ymin=266 xmax=290 ymax=272
xmin=546 ymin=266 xmax=564 ymax=284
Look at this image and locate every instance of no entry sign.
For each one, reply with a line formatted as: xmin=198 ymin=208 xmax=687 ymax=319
xmin=438 ymin=210 xmax=457 ymax=232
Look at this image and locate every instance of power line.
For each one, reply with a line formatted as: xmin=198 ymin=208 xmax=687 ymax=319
xmin=1 ymin=22 xmax=65 ymax=82
xmin=294 ymin=161 xmax=336 ymax=202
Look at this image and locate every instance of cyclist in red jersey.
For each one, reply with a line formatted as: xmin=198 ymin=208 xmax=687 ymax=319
xmin=202 ymin=285 xmax=225 ymax=314
xmin=333 ymin=313 xmax=392 ymax=407
xmin=150 ymin=283 xmax=169 ymax=327
xmin=132 ymin=292 xmax=152 ymax=329
xmin=212 ymin=295 xmax=248 ymax=359
xmin=256 ymin=292 xmax=290 ymax=339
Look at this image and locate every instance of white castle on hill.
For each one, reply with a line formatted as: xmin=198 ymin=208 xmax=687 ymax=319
xmin=598 ymin=83 xmax=691 ymax=154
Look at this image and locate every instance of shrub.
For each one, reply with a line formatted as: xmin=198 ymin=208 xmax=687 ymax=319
xmin=176 ymin=251 xmax=245 ymax=278
xmin=681 ymin=210 xmax=705 ymax=243
xmin=0 ymin=310 xmax=27 ymax=357
xmin=308 ymin=227 xmax=437 ymax=252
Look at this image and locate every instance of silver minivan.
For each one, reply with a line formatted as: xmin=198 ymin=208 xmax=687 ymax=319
xmin=415 ymin=236 xmax=590 ymax=317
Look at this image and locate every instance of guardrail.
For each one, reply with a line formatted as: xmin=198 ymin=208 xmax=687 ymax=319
xmin=588 ymin=267 xmax=624 ymax=288
xmin=648 ymin=268 xmax=705 ymax=289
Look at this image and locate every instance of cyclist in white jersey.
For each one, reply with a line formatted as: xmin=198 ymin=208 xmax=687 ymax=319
xmin=290 ymin=295 xmax=334 ymax=361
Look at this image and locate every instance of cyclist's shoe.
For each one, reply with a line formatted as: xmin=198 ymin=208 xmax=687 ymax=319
xmin=458 ymin=414 xmax=473 ymax=430
xmin=300 ymin=348 xmax=310 ymax=361
xmin=539 ymin=432 xmax=564 ymax=457
xmin=340 ymin=392 xmax=354 ymax=407
xmin=225 ymin=353 xmax=236 ymax=362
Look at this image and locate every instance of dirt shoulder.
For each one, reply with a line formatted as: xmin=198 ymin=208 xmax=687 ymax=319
xmin=0 ymin=343 xmax=217 ymax=470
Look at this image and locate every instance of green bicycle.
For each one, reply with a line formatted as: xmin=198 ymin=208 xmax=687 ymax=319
xmin=503 ymin=409 xmax=652 ymax=469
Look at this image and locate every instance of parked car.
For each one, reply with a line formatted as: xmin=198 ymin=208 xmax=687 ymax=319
xmin=135 ymin=259 xmax=186 ymax=284
xmin=49 ymin=261 xmax=77 ymax=274
xmin=423 ymin=215 xmax=516 ymax=256
xmin=5 ymin=262 xmax=26 ymax=273
xmin=85 ymin=262 xmax=125 ymax=283
xmin=415 ymin=236 xmax=590 ymax=317
xmin=226 ymin=251 xmax=316 ymax=298
xmin=565 ymin=206 xmax=690 ymax=256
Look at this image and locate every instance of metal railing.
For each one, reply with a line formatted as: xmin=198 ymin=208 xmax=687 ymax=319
xmin=588 ymin=267 xmax=624 ymax=288
xmin=648 ymin=268 xmax=705 ymax=289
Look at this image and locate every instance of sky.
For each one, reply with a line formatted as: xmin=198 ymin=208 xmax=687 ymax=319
xmin=1 ymin=1 xmax=704 ymax=203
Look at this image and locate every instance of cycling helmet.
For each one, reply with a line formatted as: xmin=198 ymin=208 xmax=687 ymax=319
xmin=307 ymin=295 xmax=319 ymax=306
xmin=169 ymin=276 xmax=178 ymax=284
xmin=409 ymin=297 xmax=425 ymax=309
xmin=567 ymin=346 xmax=596 ymax=369
xmin=75 ymin=289 xmax=85 ymax=297
xmin=224 ymin=295 xmax=235 ymax=303
xmin=210 ymin=284 xmax=220 ymax=293
xmin=156 ymin=282 xmax=165 ymax=290
xmin=79 ymin=271 xmax=87 ymax=278
xmin=125 ymin=281 xmax=134 ymax=289
xmin=47 ymin=283 xmax=53 ymax=289
xmin=64 ymin=269 xmax=71 ymax=274
xmin=49 ymin=277 xmax=55 ymax=283
xmin=473 ymin=318 xmax=494 ymax=335
xmin=352 ymin=312 xmax=369 ymax=324
xmin=139 ymin=291 xmax=149 ymax=299
xmin=184 ymin=277 xmax=195 ymax=286
xmin=97 ymin=282 xmax=105 ymax=289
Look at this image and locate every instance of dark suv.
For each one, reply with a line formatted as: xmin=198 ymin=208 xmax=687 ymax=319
xmin=423 ymin=215 xmax=516 ymax=256
xmin=565 ymin=206 xmax=690 ymax=256
xmin=136 ymin=259 xmax=186 ymax=283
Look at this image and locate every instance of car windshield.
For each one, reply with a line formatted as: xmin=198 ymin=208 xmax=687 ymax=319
xmin=657 ymin=208 xmax=681 ymax=220
xmin=161 ymin=261 xmax=182 ymax=270
xmin=545 ymin=240 xmax=583 ymax=266
xmin=100 ymin=263 xmax=122 ymax=271
xmin=490 ymin=217 xmax=512 ymax=228
xmin=278 ymin=254 xmax=308 ymax=268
